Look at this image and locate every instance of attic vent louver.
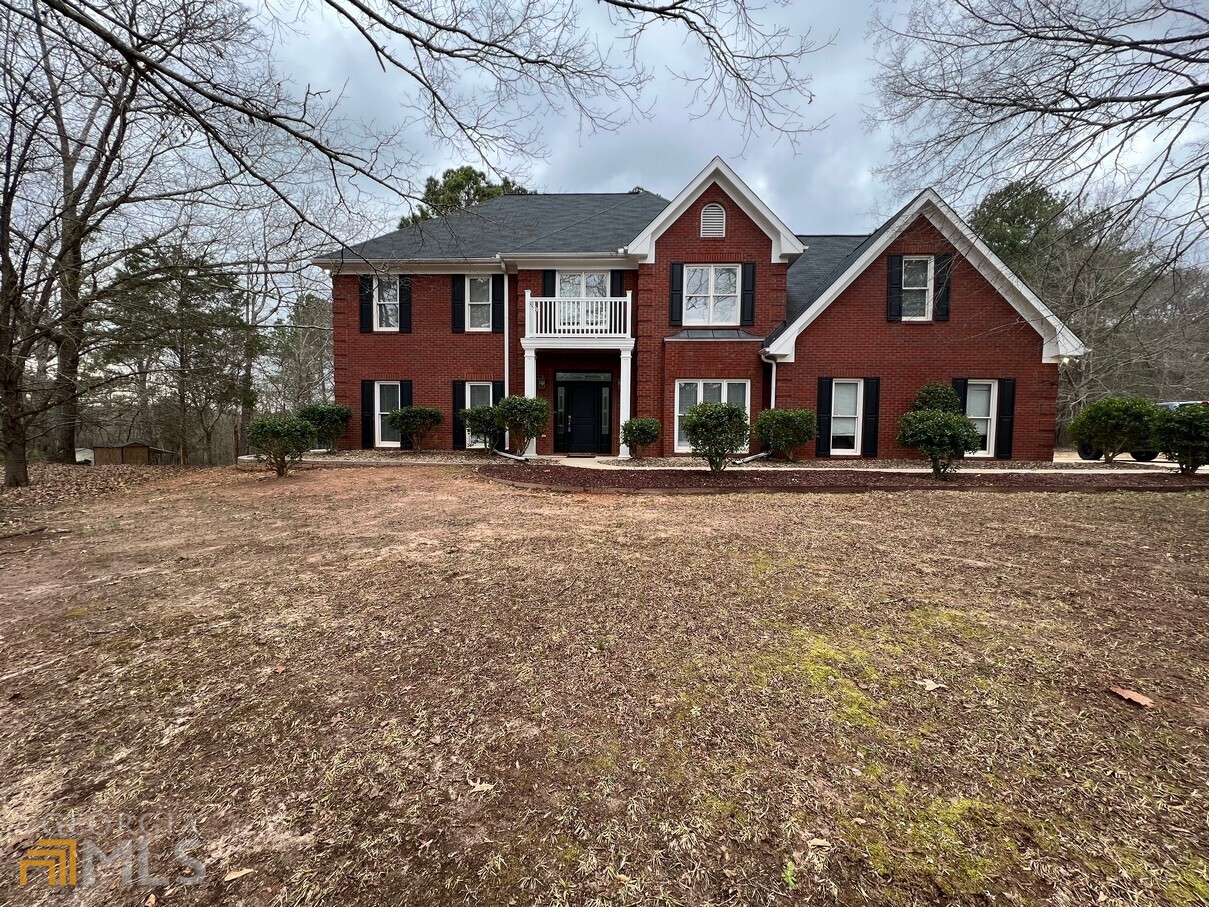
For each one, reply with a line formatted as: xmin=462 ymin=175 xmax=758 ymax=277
xmin=700 ymin=203 xmax=726 ymax=238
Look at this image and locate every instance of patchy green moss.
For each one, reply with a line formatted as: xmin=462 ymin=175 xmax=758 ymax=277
xmin=1164 ymin=858 xmax=1209 ymax=906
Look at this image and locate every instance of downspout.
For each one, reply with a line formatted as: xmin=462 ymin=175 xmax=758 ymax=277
xmin=499 ymin=256 xmax=510 ymax=396
xmin=760 ymin=349 xmax=778 ymax=409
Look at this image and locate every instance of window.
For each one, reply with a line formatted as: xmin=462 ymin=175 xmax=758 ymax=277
xmin=375 ymin=381 xmax=402 ymax=447
xmin=675 ymin=379 xmax=749 ymax=451
xmin=465 ymin=381 xmax=493 ymax=447
xmin=683 ymin=265 xmax=739 ymax=325
xmin=466 ymin=277 xmax=492 ymax=331
xmin=901 ymin=256 xmax=933 ymax=320
xmin=700 ymin=203 xmax=726 ymax=238
xmin=831 ymin=379 xmax=863 ymax=455
xmin=375 ymin=276 xmax=399 ymax=331
xmin=557 ymin=271 xmax=609 ymax=329
xmin=965 ymin=380 xmax=997 ymax=456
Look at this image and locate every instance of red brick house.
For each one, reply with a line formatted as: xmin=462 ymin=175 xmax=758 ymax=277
xmin=315 ymin=158 xmax=1084 ymax=459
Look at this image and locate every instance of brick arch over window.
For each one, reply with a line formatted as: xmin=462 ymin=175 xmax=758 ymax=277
xmin=700 ymin=202 xmax=726 ymax=238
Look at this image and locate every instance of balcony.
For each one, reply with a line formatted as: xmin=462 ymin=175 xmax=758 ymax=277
xmin=524 ymin=291 xmax=632 ymax=339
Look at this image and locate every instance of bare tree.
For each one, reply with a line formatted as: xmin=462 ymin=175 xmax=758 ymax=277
xmin=871 ymin=1 xmax=1209 ymax=259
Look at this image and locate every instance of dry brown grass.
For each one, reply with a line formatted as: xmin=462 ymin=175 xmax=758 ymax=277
xmin=1 ymin=466 xmax=1207 ymax=906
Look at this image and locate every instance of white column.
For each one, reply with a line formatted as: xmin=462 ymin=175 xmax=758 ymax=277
xmin=618 ymin=347 xmax=633 ymax=459
xmin=523 ymin=348 xmax=538 ymax=456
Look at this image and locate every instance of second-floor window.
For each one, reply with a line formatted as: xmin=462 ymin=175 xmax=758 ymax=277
xmin=558 ymin=271 xmax=609 ymax=298
xmin=466 ymin=276 xmax=493 ymax=331
xmin=375 ymin=276 xmax=399 ymax=330
xmin=684 ymin=265 xmax=739 ymax=325
xmin=901 ymin=256 xmax=933 ymax=320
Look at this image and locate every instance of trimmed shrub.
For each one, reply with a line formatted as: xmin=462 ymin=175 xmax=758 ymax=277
xmin=494 ymin=395 xmax=551 ymax=455
xmin=755 ymin=408 xmax=818 ymax=460
xmin=621 ymin=418 xmax=661 ymax=459
xmin=248 ymin=415 xmax=316 ymax=477
xmin=461 ymin=406 xmax=501 ymax=452
xmin=1155 ymin=403 xmax=1209 ymax=475
xmin=385 ymin=406 xmax=443 ymax=450
xmin=896 ymin=410 xmax=982 ymax=479
xmin=1069 ymin=396 xmax=1162 ymax=464
xmin=910 ymin=383 xmax=964 ymax=414
xmin=682 ymin=402 xmax=750 ymax=472
xmin=296 ymin=403 xmax=351 ymax=450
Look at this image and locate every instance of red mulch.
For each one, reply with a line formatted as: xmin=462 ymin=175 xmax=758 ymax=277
xmin=480 ymin=463 xmax=1209 ymax=493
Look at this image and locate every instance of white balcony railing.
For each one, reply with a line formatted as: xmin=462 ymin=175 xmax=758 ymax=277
xmin=524 ymin=291 xmax=632 ymax=338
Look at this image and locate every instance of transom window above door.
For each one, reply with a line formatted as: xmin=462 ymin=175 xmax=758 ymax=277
xmin=684 ymin=265 xmax=739 ymax=325
xmin=557 ymin=272 xmax=609 ymax=298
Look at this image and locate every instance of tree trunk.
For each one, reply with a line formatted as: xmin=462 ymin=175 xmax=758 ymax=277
xmin=3 ymin=405 xmax=30 ymax=488
xmin=49 ymin=319 xmax=81 ymax=462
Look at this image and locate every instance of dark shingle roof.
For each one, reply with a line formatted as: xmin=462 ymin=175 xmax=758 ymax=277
xmin=316 ymin=192 xmax=671 ymax=263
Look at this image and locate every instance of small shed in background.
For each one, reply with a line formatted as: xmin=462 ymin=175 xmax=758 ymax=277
xmin=91 ymin=443 xmax=178 ymax=466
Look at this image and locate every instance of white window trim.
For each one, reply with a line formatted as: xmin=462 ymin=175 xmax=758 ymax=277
xmin=673 ymin=378 xmax=751 ymax=453
xmin=965 ymin=379 xmax=998 ymax=458
xmin=700 ymin=203 xmax=726 ymax=238
xmin=555 ymin=270 xmax=611 ymax=297
xmin=373 ymin=275 xmax=400 ymax=332
xmin=901 ymin=255 xmax=934 ymax=322
xmin=466 ymin=276 xmax=493 ymax=333
xmin=465 ymin=381 xmax=494 ymax=448
xmin=683 ymin=264 xmax=741 ymax=327
xmin=374 ymin=380 xmax=401 ymax=448
xmin=830 ymin=378 xmax=864 ymax=456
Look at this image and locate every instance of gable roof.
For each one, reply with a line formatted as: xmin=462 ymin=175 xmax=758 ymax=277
xmin=314 ymin=191 xmax=670 ymax=266
xmin=764 ymin=189 xmax=1087 ymax=363
xmin=626 ymin=157 xmax=805 ymax=264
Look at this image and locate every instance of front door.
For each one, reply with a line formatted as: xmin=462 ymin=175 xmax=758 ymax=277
xmin=554 ymin=373 xmax=612 ymax=454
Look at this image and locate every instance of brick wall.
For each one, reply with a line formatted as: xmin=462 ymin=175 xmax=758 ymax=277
xmin=635 ymin=183 xmax=787 ymax=455
xmin=776 ymin=216 xmax=1060 ymax=460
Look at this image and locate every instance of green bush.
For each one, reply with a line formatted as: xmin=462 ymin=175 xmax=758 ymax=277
xmin=910 ymin=383 xmax=964 ymax=414
xmin=621 ymin=418 xmax=661 ymax=459
xmin=1069 ymin=396 xmax=1162 ymax=464
xmin=682 ymin=402 xmax=750 ymax=472
xmin=896 ymin=410 xmax=982 ymax=479
xmin=296 ymin=403 xmax=351 ymax=450
xmin=385 ymin=406 xmax=443 ymax=450
xmin=461 ymin=405 xmax=501 ymax=452
xmin=1155 ymin=404 xmax=1209 ymax=475
xmin=248 ymin=415 xmax=316 ymax=477
xmin=755 ymin=408 xmax=818 ymax=460
xmin=494 ymin=395 xmax=551 ymax=455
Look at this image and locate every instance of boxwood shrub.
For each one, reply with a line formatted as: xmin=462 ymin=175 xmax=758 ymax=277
xmin=755 ymin=408 xmax=817 ymax=460
xmin=385 ymin=405 xmax=443 ymax=450
xmin=682 ymin=402 xmax=749 ymax=472
xmin=248 ymin=415 xmax=316 ymax=477
xmin=621 ymin=418 xmax=661 ymax=459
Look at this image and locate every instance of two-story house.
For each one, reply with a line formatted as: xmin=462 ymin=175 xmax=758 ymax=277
xmin=314 ymin=158 xmax=1085 ymax=459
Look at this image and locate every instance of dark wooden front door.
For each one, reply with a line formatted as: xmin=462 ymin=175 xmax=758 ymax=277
xmin=555 ymin=377 xmax=612 ymax=454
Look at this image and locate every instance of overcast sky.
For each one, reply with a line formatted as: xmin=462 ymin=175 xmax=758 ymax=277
xmin=278 ymin=2 xmax=896 ymax=238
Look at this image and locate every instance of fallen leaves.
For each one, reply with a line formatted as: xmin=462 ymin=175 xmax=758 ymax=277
xmin=913 ymin=678 xmax=947 ymax=692
xmin=223 ymin=868 xmax=255 ymax=883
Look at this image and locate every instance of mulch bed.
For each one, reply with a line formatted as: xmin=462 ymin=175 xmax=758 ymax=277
xmin=480 ymin=462 xmax=1209 ymax=493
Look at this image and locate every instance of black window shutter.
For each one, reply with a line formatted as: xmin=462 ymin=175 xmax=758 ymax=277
xmin=816 ymin=377 xmax=833 ymax=457
xmin=359 ymin=276 xmax=373 ymax=333
xmin=451 ymin=276 xmax=465 ymax=333
xmin=995 ymin=378 xmax=1016 ymax=460
xmin=360 ymin=380 xmax=375 ymax=448
xmin=491 ymin=380 xmax=505 ymax=404
xmin=669 ymin=262 xmax=684 ymax=326
xmin=399 ymin=380 xmax=414 ymax=449
xmin=933 ymin=253 xmax=953 ymax=322
xmin=542 ymin=270 xmax=556 ymax=297
xmin=886 ymin=255 xmax=903 ymax=322
xmin=398 ymin=276 xmax=412 ymax=332
xmin=491 ymin=274 xmax=504 ymax=333
xmin=952 ymin=378 xmax=969 ymax=412
xmin=861 ymin=378 xmax=880 ymax=458
xmin=610 ymin=270 xmax=624 ymax=298
xmin=740 ymin=262 xmax=756 ymax=326
xmin=452 ymin=381 xmax=466 ymax=449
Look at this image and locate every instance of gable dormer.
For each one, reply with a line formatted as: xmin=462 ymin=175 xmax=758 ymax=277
xmin=626 ymin=157 xmax=805 ymax=264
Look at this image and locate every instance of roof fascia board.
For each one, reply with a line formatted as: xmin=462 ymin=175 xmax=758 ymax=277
xmin=313 ymin=259 xmax=503 ymax=274
xmin=627 ymin=157 xmax=805 ymax=264
xmin=765 ymin=189 xmax=1086 ymax=363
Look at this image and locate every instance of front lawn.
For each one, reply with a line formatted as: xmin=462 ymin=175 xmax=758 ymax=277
xmin=1 ymin=467 xmax=1206 ymax=905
